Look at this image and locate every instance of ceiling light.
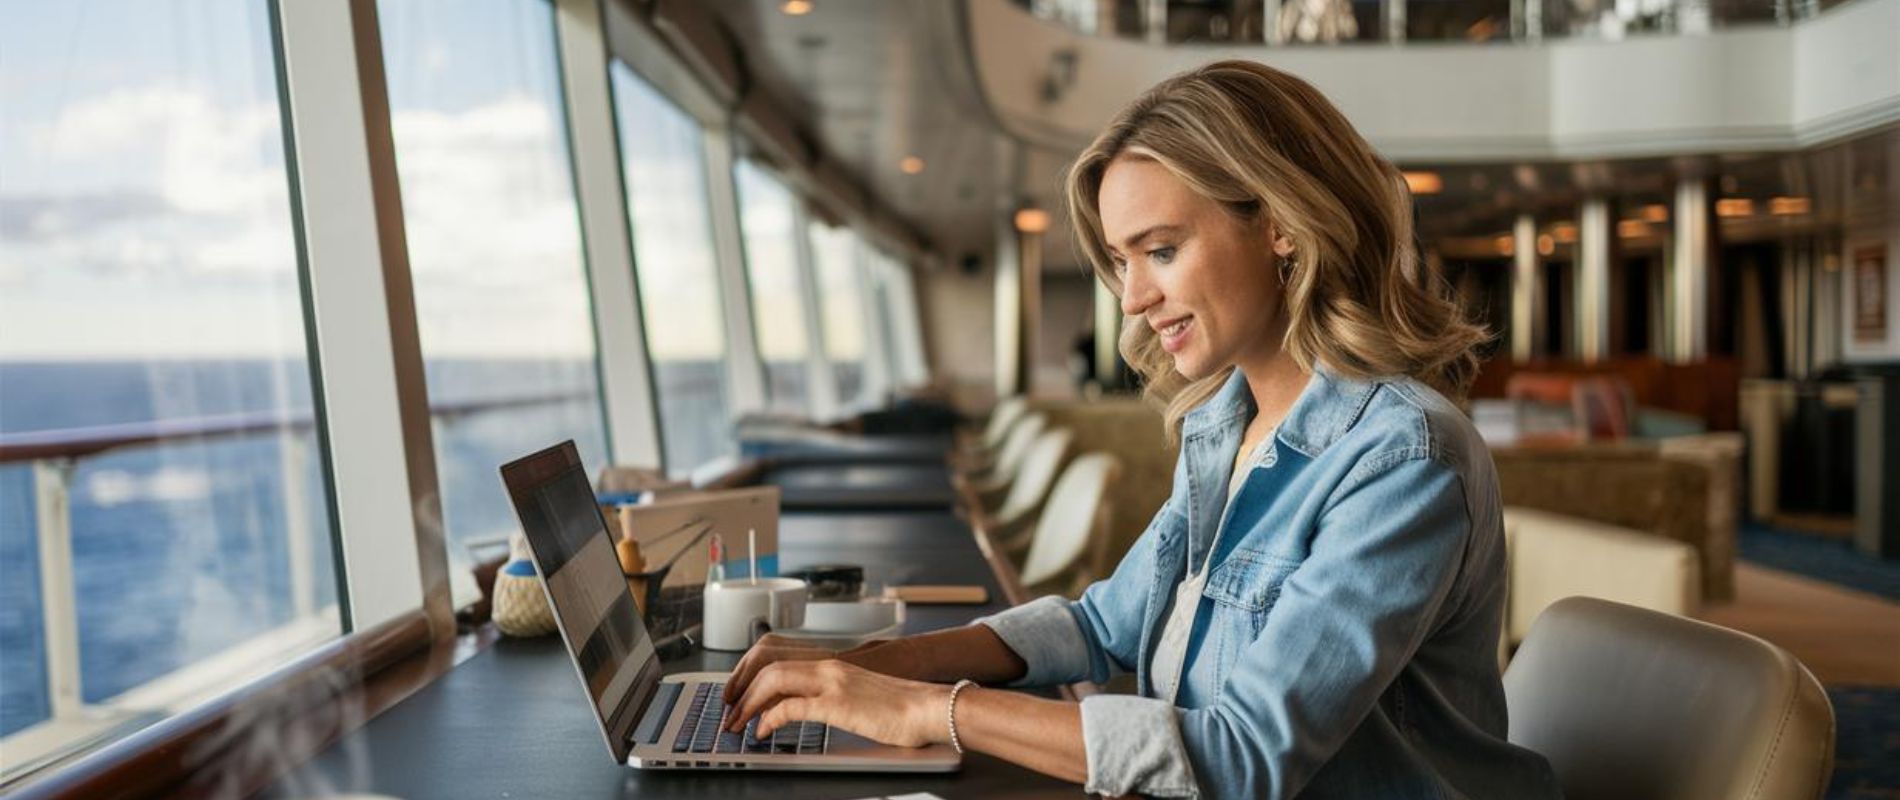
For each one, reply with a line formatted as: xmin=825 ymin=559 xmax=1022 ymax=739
xmin=899 ymin=156 xmax=925 ymax=175
xmin=1536 ymin=234 xmax=1555 ymax=256
xmin=1014 ymin=208 xmax=1051 ymax=235
xmin=1550 ymin=223 xmax=1578 ymax=243
xmin=1402 ymin=171 xmax=1443 ymax=195
xmin=1639 ymin=204 xmax=1668 ymax=223
xmin=1715 ymin=198 xmax=1754 ymax=218
xmin=1769 ymin=196 xmax=1811 ymax=216
xmin=1494 ymin=235 xmax=1515 ymax=255
xmin=780 ymin=0 xmax=813 ymax=15
xmin=1617 ymin=220 xmax=1649 ymax=239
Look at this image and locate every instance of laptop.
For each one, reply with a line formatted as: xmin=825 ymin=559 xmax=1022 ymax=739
xmin=499 ymin=440 xmax=961 ymax=772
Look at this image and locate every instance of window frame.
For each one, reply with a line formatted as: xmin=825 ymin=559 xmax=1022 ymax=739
xmin=551 ymin=0 xmax=663 ymax=468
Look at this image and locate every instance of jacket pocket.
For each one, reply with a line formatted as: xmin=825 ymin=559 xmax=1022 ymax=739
xmin=1203 ymin=546 xmax=1302 ymax=614
xmin=1199 ymin=547 xmax=1303 ymax=697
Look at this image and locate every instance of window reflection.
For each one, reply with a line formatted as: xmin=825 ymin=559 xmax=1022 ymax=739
xmin=611 ymin=63 xmax=735 ymax=474
xmin=735 ymin=159 xmax=814 ymax=416
xmin=379 ymin=0 xmax=610 ymax=568
xmin=0 ymin=0 xmax=337 ymax=765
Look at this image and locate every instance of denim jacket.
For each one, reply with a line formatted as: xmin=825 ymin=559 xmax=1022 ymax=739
xmin=977 ymin=366 xmax=1562 ymax=799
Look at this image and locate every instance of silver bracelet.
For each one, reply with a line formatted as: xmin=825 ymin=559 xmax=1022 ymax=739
xmin=947 ymin=678 xmax=977 ymax=755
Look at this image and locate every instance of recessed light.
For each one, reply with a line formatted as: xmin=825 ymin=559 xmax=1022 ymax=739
xmin=781 ymin=0 xmax=813 ymax=16
xmin=1617 ymin=220 xmax=1649 ymax=239
xmin=1014 ymin=208 xmax=1051 ymax=234
xmin=899 ymin=156 xmax=925 ymax=175
xmin=1402 ymin=171 xmax=1442 ymax=195
xmin=1550 ymin=223 xmax=1578 ymax=243
xmin=1639 ymin=204 xmax=1668 ymax=223
xmin=1715 ymin=198 xmax=1754 ymax=218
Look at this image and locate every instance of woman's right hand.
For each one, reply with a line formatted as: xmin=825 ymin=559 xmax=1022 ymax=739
xmin=720 ymin=634 xmax=914 ymax=706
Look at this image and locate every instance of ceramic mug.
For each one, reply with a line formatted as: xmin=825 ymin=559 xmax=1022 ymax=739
xmin=702 ymin=577 xmax=807 ymax=651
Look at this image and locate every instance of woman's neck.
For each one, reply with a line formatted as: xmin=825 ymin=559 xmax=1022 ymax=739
xmin=1233 ymin=312 xmax=1309 ymax=430
xmin=1237 ymin=348 xmax=1309 ymax=432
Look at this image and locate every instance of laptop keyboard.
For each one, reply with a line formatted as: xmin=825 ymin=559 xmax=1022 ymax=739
xmin=671 ymin=682 xmax=830 ymax=756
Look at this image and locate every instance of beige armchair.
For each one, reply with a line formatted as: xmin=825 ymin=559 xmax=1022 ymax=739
xmin=1505 ymin=597 xmax=1835 ymax=800
xmin=1503 ymin=507 xmax=1701 ymax=648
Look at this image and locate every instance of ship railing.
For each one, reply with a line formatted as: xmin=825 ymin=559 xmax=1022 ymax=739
xmin=0 ymin=390 xmax=591 ymax=785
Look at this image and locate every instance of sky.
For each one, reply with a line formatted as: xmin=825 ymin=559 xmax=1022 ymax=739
xmin=0 ymin=0 xmax=850 ymax=363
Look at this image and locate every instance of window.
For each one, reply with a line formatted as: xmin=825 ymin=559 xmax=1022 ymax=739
xmin=378 ymin=0 xmax=610 ymax=567
xmin=809 ymin=222 xmax=871 ymax=406
xmin=873 ymin=251 xmax=930 ymax=387
xmin=734 ymin=159 xmax=815 ymax=416
xmin=0 ymin=0 xmax=338 ymax=768
xmin=610 ymin=63 xmax=733 ymax=474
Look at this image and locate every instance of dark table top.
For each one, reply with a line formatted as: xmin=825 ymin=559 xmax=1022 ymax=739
xmin=766 ymin=463 xmax=957 ymax=512
xmin=740 ymin=431 xmax=952 ymax=465
xmin=258 ymin=510 xmax=1075 ymax=800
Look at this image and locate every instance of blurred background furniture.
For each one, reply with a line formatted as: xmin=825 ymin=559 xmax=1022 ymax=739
xmin=1017 ymin=453 xmax=1122 ymax=598
xmin=1502 ymin=508 xmax=1701 ymax=650
xmin=1491 ymin=443 xmax=1734 ymax=601
xmin=1504 ymin=597 xmax=1835 ymax=800
xmin=980 ymin=428 xmax=1073 ymax=538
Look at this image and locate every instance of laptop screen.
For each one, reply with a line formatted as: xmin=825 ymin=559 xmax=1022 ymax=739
xmin=501 ymin=441 xmax=661 ymax=762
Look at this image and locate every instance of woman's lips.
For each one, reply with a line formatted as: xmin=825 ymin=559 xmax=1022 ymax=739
xmin=1158 ymin=316 xmax=1194 ymax=353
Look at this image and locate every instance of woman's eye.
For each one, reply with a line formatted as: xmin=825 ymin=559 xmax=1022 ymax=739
xmin=1149 ymin=247 xmax=1176 ymax=265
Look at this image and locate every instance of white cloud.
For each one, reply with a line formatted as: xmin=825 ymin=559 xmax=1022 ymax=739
xmin=5 ymin=86 xmax=610 ymax=359
xmin=11 ymin=85 xmax=296 ymax=292
xmin=388 ymin=94 xmax=598 ymax=358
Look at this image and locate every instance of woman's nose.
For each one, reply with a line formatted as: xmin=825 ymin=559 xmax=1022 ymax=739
xmin=1120 ymin=263 xmax=1160 ymax=316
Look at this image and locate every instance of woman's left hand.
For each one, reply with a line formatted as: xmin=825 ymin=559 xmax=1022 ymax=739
xmin=724 ymin=658 xmax=952 ymax=747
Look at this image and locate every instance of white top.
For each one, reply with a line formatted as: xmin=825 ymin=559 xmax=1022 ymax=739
xmin=1150 ymin=430 xmax=1276 ymax=702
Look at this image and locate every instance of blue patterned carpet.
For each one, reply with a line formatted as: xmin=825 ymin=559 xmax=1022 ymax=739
xmin=1826 ymin=687 xmax=1900 ymax=799
xmin=1736 ymin=522 xmax=1900 ymax=799
xmin=1738 ymin=522 xmax=1900 ymax=602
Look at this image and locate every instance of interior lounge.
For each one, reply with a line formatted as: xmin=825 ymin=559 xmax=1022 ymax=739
xmin=1 ymin=0 xmax=1896 ymax=797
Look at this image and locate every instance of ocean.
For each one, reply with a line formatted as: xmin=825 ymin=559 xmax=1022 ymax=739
xmin=0 ymin=357 xmax=731 ymax=739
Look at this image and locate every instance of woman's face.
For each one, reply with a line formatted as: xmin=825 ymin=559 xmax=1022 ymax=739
xmin=1098 ymin=155 xmax=1290 ymax=381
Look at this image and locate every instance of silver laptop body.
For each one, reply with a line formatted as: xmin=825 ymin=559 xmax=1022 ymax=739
xmin=501 ymin=441 xmax=960 ymax=772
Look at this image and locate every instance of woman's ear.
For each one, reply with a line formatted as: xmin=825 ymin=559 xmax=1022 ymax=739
xmin=1261 ymin=217 xmax=1296 ymax=258
xmin=1265 ymin=223 xmax=1295 ymax=258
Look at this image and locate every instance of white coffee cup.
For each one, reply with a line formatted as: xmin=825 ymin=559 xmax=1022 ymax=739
xmin=702 ymin=577 xmax=808 ymax=651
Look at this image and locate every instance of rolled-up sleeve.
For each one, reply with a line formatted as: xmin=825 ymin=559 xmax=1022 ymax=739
xmin=975 ymin=499 xmax=1175 ymax=687
xmin=1081 ymin=694 xmax=1200 ymax=797
xmin=972 ymin=595 xmax=1094 ymax=686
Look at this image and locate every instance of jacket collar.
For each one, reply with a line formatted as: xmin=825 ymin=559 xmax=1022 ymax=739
xmin=1180 ymin=362 xmax=1379 ymax=458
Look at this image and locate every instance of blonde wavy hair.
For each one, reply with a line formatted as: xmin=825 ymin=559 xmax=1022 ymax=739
xmin=1066 ymin=60 xmax=1487 ymax=437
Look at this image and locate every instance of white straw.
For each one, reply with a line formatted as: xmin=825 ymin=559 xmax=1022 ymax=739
xmin=748 ymin=527 xmax=758 ymax=585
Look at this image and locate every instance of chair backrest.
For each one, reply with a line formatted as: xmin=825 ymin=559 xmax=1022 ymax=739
xmin=1020 ymin=453 xmax=1119 ymax=588
xmin=986 ymin=413 xmax=1047 ymax=484
xmin=1571 ymin=376 xmax=1634 ymax=441
xmin=982 ymin=396 xmax=1028 ymax=448
xmin=995 ymin=429 xmax=1074 ymax=526
xmin=1503 ymin=596 xmax=1834 ymax=800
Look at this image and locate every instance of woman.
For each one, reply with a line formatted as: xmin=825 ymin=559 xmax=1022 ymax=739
xmin=722 ymin=60 xmax=1562 ymax=799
